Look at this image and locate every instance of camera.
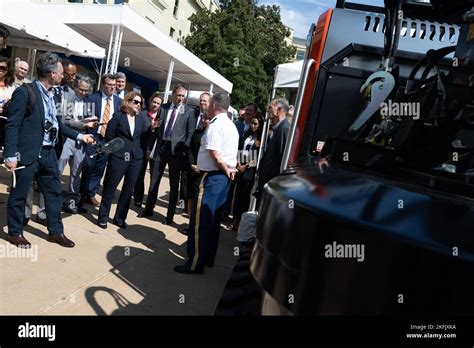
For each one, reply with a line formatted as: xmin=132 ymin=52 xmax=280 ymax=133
xmin=45 ymin=120 xmax=58 ymax=142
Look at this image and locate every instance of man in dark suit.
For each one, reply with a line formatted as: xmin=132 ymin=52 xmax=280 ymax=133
xmin=256 ymin=98 xmax=291 ymax=203
xmin=179 ymin=92 xmax=211 ymax=213
xmin=4 ymin=52 xmax=95 ymax=248
xmin=80 ymin=73 xmax=122 ymax=206
xmin=114 ymin=72 xmax=128 ymax=99
xmin=234 ymin=102 xmax=257 ymax=140
xmin=138 ymin=84 xmax=195 ymax=224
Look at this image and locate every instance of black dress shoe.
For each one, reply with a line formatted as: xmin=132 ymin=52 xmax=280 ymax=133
xmin=77 ymin=206 xmax=88 ymax=214
xmin=112 ymin=220 xmax=127 ymax=229
xmin=47 ymin=234 xmax=75 ymax=248
xmin=173 ymin=264 xmax=204 ymax=274
xmin=23 ymin=217 xmax=30 ymax=226
xmin=137 ymin=210 xmax=153 ymax=218
xmin=7 ymin=234 xmax=31 ymax=248
xmin=98 ymin=221 xmax=107 ymax=229
xmin=180 ymin=227 xmax=189 ymax=235
xmin=35 ymin=215 xmax=47 ymax=226
xmin=134 ymin=202 xmax=142 ymax=208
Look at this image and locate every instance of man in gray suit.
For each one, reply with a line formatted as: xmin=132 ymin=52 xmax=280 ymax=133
xmin=58 ymin=74 xmax=98 ymax=193
xmin=138 ymin=84 xmax=196 ymax=224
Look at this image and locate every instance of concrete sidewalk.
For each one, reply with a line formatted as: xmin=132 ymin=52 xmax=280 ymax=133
xmin=0 ymin=165 xmax=239 ymax=315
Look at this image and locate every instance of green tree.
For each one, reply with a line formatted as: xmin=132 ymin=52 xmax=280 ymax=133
xmin=185 ymin=0 xmax=295 ymax=113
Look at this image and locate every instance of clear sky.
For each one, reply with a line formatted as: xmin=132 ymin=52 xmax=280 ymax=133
xmin=258 ymin=0 xmax=384 ymax=38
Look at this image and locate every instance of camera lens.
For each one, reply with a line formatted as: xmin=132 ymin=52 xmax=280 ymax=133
xmin=49 ymin=127 xmax=58 ymax=142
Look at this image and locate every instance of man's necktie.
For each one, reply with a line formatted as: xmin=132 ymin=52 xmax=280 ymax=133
xmin=164 ymin=105 xmax=177 ymax=139
xmin=101 ymin=98 xmax=111 ymax=137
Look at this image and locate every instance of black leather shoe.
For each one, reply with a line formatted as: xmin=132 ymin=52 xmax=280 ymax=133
xmin=134 ymin=202 xmax=142 ymax=208
xmin=23 ymin=217 xmax=30 ymax=226
xmin=162 ymin=218 xmax=174 ymax=225
xmin=98 ymin=221 xmax=107 ymax=229
xmin=173 ymin=264 xmax=204 ymax=274
xmin=35 ymin=215 xmax=47 ymax=226
xmin=137 ymin=210 xmax=153 ymax=218
xmin=180 ymin=227 xmax=189 ymax=235
xmin=77 ymin=206 xmax=88 ymax=214
xmin=112 ymin=220 xmax=127 ymax=229
xmin=47 ymin=234 xmax=75 ymax=248
xmin=7 ymin=234 xmax=31 ymax=248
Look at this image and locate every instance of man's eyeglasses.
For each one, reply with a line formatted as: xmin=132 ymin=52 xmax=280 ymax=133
xmin=131 ymin=100 xmax=141 ymax=105
xmin=0 ymin=66 xmax=7 ymax=71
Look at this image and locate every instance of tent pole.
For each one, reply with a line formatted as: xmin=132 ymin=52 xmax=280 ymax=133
xmin=163 ymin=59 xmax=175 ymax=104
xmin=105 ymin=25 xmax=115 ymax=74
xmin=97 ymin=57 xmax=105 ymax=91
xmin=111 ymin=25 xmax=123 ymax=74
xmin=209 ymin=83 xmax=214 ymax=94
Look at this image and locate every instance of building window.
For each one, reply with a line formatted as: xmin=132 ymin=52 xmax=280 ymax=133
xmin=68 ymin=0 xmax=84 ymax=3
xmin=173 ymin=0 xmax=179 ymax=17
xmin=92 ymin=0 xmax=107 ymax=3
xmin=114 ymin=0 xmax=126 ymax=4
xmin=296 ymin=50 xmax=305 ymax=60
xmin=169 ymin=27 xmax=175 ymax=38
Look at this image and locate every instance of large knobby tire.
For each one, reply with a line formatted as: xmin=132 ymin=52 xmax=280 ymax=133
xmin=214 ymin=245 xmax=263 ymax=315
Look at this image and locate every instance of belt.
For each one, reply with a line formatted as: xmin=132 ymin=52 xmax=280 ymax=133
xmin=161 ymin=139 xmax=171 ymax=145
xmin=42 ymin=145 xmax=54 ymax=150
xmin=200 ymin=170 xmax=224 ymax=175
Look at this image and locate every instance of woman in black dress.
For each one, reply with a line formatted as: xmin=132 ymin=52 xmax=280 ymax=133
xmin=230 ymin=116 xmax=263 ymax=231
xmin=134 ymin=92 xmax=162 ymax=207
xmin=181 ymin=113 xmax=210 ymax=234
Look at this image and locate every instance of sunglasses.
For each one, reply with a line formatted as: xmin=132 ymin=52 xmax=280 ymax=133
xmin=131 ymin=100 xmax=141 ymax=105
xmin=0 ymin=66 xmax=7 ymax=71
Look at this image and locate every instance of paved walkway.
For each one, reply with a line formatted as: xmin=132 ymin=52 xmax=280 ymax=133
xmin=0 ymin=165 xmax=239 ymax=315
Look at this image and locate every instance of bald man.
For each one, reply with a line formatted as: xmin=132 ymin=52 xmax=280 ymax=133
xmin=13 ymin=60 xmax=31 ymax=88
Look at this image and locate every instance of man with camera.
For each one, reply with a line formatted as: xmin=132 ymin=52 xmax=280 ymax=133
xmin=4 ymin=52 xmax=95 ymax=249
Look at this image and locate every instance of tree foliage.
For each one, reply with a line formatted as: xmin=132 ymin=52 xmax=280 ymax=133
xmin=185 ymin=0 xmax=295 ymax=112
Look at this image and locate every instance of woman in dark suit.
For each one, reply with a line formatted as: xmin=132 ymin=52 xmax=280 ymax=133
xmin=230 ymin=116 xmax=263 ymax=231
xmin=98 ymin=92 xmax=157 ymax=229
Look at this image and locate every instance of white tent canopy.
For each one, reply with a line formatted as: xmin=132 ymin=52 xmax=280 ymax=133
xmin=273 ymin=60 xmax=303 ymax=89
xmin=34 ymin=2 xmax=232 ymax=93
xmin=0 ymin=0 xmax=106 ymax=59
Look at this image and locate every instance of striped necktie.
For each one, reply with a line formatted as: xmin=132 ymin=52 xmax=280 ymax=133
xmin=101 ymin=97 xmax=111 ymax=137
